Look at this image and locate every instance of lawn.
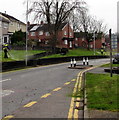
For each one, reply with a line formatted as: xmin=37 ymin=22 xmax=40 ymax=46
xmin=0 ymin=48 xmax=106 ymax=62
xmin=43 ymin=48 xmax=101 ymax=58
xmin=0 ymin=50 xmax=45 ymax=62
xmin=86 ymin=73 xmax=119 ymax=111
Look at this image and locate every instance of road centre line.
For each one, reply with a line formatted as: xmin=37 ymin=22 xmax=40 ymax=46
xmin=2 ymin=115 xmax=14 ymax=120
xmin=64 ymin=82 xmax=71 ymax=85
xmin=23 ymin=101 xmax=37 ymax=108
xmin=53 ymin=87 xmax=61 ymax=92
xmin=71 ymin=79 xmax=76 ymax=82
xmin=0 ymin=78 xmax=11 ymax=83
xmin=41 ymin=93 xmax=51 ymax=98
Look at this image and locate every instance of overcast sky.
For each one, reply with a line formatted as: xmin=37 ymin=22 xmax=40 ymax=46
xmin=0 ymin=0 xmax=118 ymax=33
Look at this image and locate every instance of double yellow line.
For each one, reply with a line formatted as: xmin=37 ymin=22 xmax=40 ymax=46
xmin=67 ymin=70 xmax=83 ymax=119
xmin=68 ymin=65 xmax=100 ymax=119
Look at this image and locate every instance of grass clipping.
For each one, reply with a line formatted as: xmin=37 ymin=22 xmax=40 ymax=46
xmin=86 ymin=73 xmax=119 ymax=111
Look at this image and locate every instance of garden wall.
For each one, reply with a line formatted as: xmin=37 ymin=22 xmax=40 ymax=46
xmin=2 ymin=55 xmax=109 ymax=72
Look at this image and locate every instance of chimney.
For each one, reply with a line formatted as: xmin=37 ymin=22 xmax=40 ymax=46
xmin=27 ymin=21 xmax=30 ymax=26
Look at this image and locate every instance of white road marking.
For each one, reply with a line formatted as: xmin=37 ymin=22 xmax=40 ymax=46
xmin=0 ymin=78 xmax=11 ymax=82
xmin=1 ymin=90 xmax=14 ymax=97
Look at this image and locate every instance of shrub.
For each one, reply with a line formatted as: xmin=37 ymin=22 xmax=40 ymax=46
xmin=60 ymin=48 xmax=69 ymax=55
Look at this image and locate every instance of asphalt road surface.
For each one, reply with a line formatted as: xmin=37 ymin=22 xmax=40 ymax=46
xmin=2 ymin=58 xmax=110 ymax=118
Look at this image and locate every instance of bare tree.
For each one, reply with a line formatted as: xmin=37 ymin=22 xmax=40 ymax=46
xmin=28 ymin=0 xmax=85 ymax=52
xmin=72 ymin=8 xmax=107 ymax=49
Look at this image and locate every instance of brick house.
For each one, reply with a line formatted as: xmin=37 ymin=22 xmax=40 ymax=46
xmin=74 ymin=32 xmax=105 ymax=49
xmin=28 ymin=22 xmax=74 ymax=49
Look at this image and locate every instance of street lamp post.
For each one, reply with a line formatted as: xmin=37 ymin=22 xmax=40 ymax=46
xmin=109 ymin=29 xmax=113 ymax=77
xmin=25 ymin=0 xmax=28 ymax=66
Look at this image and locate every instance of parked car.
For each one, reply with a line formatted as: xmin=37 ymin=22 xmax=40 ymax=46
xmin=113 ymin=53 xmax=119 ymax=64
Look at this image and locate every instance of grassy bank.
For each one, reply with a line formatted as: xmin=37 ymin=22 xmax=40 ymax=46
xmin=43 ymin=48 xmax=101 ymax=58
xmin=1 ymin=48 xmax=107 ymax=62
xmin=86 ymin=73 xmax=119 ymax=111
xmin=0 ymin=50 xmax=45 ymax=62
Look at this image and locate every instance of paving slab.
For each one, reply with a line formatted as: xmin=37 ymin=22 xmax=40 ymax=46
xmin=87 ymin=67 xmax=110 ymax=74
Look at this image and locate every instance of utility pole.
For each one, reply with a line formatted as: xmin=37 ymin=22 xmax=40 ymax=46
xmin=68 ymin=21 xmax=69 ymax=48
xmin=93 ymin=32 xmax=96 ymax=55
xmin=109 ymin=29 xmax=113 ymax=77
xmin=26 ymin=0 xmax=28 ymax=66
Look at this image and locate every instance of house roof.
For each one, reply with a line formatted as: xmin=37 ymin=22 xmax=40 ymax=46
xmin=0 ymin=12 xmax=26 ymax=25
xmin=0 ymin=13 xmax=10 ymax=23
xmin=74 ymin=32 xmax=85 ymax=38
xmin=28 ymin=24 xmax=37 ymax=31
xmin=29 ymin=23 xmax=67 ymax=32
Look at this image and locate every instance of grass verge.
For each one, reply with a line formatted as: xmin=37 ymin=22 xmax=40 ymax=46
xmin=86 ymin=73 xmax=119 ymax=111
xmin=43 ymin=48 xmax=101 ymax=58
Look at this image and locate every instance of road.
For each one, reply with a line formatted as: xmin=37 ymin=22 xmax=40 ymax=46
xmin=2 ymin=58 xmax=109 ymax=118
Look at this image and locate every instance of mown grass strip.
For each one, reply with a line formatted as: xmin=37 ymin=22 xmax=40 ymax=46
xmin=86 ymin=73 xmax=119 ymax=111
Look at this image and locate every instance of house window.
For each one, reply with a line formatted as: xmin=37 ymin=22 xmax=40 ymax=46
xmin=31 ymin=32 xmax=35 ymax=36
xmin=17 ymin=23 xmax=20 ymax=29
xmin=3 ymin=23 xmax=8 ymax=28
xmin=64 ymin=31 xmax=67 ymax=35
xmin=69 ymin=41 xmax=72 ymax=48
xmin=10 ymin=21 xmax=14 ymax=26
xmin=75 ymin=38 xmax=78 ymax=41
xmin=39 ymin=39 xmax=41 ymax=42
xmin=0 ymin=21 xmax=2 ymax=27
xmin=82 ymin=38 xmax=84 ymax=41
xmin=70 ymin=32 xmax=72 ymax=36
xmin=75 ymin=43 xmax=78 ymax=47
xmin=39 ymin=31 xmax=43 ymax=35
xmin=45 ymin=40 xmax=48 ymax=44
xmin=45 ymin=32 xmax=50 ymax=36
xmin=64 ymin=40 xmax=68 ymax=45
xmin=90 ymin=44 xmax=93 ymax=48
xmin=4 ymin=37 xmax=8 ymax=43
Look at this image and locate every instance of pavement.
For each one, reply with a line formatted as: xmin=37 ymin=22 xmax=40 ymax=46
xmin=88 ymin=67 xmax=110 ymax=74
